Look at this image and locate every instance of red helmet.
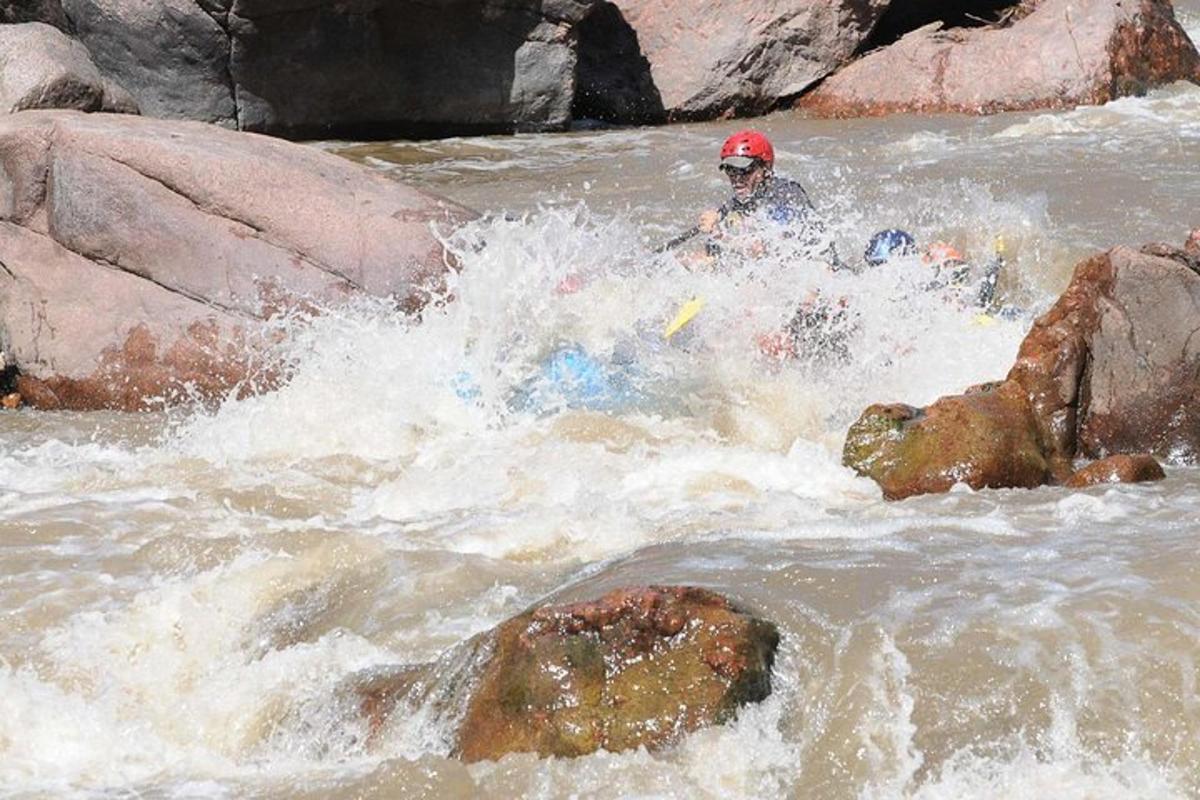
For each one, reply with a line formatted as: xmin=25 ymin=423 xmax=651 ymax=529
xmin=720 ymin=130 xmax=774 ymax=168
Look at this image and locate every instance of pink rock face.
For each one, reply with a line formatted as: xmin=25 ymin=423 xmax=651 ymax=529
xmin=798 ymin=0 xmax=1200 ymax=117
xmin=613 ymin=0 xmax=891 ymax=119
xmin=0 ymin=22 xmax=134 ymax=114
xmin=0 ymin=110 xmax=475 ymax=410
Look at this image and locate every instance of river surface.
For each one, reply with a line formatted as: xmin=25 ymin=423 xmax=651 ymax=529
xmin=4 ymin=9 xmax=1200 ymax=798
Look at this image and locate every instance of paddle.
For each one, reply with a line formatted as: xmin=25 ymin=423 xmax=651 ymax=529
xmin=663 ymin=296 xmax=706 ymax=339
xmin=652 ymin=224 xmax=704 ymax=254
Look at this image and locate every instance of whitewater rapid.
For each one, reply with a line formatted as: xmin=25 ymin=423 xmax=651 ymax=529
xmin=3 ymin=11 xmax=1200 ymax=794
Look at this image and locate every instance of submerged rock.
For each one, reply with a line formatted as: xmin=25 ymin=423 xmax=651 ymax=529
xmin=799 ymin=0 xmax=1200 ymax=117
xmin=846 ymin=232 xmax=1200 ymax=499
xmin=453 ymin=585 xmax=779 ymax=761
xmin=1065 ymin=454 xmax=1165 ymax=488
xmin=0 ymin=111 xmax=474 ymax=410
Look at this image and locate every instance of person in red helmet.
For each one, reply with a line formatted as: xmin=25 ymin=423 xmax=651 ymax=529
xmin=694 ymin=129 xmax=840 ymax=266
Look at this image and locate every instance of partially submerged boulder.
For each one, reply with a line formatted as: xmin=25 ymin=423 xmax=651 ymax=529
xmin=845 ymin=233 xmax=1200 ymax=499
xmin=0 ymin=111 xmax=474 ymax=410
xmin=346 ymin=586 xmax=780 ymax=762
xmin=1064 ymin=454 xmax=1165 ymax=488
xmin=0 ymin=22 xmax=135 ymax=114
xmin=843 ymin=382 xmax=1048 ymax=501
xmin=799 ymin=0 xmax=1200 ymax=117
xmin=454 ymin=586 xmax=779 ymax=761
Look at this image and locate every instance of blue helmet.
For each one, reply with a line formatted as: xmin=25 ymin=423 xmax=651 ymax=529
xmin=864 ymin=229 xmax=917 ymax=266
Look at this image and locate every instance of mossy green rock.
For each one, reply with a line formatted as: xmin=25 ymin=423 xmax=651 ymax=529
xmin=844 ymin=381 xmax=1050 ymax=500
xmin=454 ymin=586 xmax=779 ymax=762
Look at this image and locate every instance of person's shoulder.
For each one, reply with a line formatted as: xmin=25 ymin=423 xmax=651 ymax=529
xmin=767 ymin=176 xmax=813 ymax=208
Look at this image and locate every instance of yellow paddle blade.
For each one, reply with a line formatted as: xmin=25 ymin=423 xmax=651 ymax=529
xmin=972 ymin=312 xmax=997 ymax=327
xmin=664 ymin=296 xmax=706 ymax=339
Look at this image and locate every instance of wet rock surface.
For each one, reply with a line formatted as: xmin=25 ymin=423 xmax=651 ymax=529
xmin=1011 ymin=242 xmax=1200 ymax=467
xmin=843 ymin=383 xmax=1048 ymax=501
xmin=799 ymin=0 xmax=1200 ymax=117
xmin=1065 ymin=454 xmax=1166 ymax=488
xmin=846 ymin=233 xmax=1200 ymax=499
xmin=0 ymin=111 xmax=473 ymax=410
xmin=453 ymin=586 xmax=779 ymax=761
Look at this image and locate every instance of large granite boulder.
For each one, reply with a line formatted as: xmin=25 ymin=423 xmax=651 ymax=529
xmin=844 ymin=234 xmax=1200 ymax=499
xmin=58 ymin=0 xmax=600 ymax=135
xmin=61 ymin=0 xmax=237 ymax=125
xmin=799 ymin=0 xmax=1200 ymax=117
xmin=610 ymin=0 xmax=891 ymax=120
xmin=1009 ymin=242 xmax=1200 ymax=468
xmin=351 ymin=586 xmax=780 ymax=762
xmin=0 ymin=22 xmax=135 ymax=114
xmin=0 ymin=111 xmax=474 ymax=410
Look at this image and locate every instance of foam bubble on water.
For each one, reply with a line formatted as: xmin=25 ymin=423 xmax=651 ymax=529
xmin=904 ymin=742 xmax=1187 ymax=800
xmin=994 ymin=84 xmax=1200 ymax=141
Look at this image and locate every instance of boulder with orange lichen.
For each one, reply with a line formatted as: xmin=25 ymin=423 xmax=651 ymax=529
xmin=1064 ymin=454 xmax=1165 ymax=488
xmin=451 ymin=585 xmax=779 ymax=761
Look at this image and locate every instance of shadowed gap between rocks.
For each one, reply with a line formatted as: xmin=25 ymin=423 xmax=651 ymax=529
xmin=857 ymin=0 xmax=1030 ymax=54
xmin=572 ymin=1 xmax=665 ymax=126
xmin=0 ymin=0 xmax=72 ymax=31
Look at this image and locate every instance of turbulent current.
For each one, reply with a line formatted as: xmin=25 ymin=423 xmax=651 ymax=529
xmin=4 ymin=10 xmax=1200 ymax=798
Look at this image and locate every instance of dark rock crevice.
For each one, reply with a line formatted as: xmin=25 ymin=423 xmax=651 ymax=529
xmin=857 ymin=0 xmax=1028 ymax=54
xmin=0 ymin=0 xmax=73 ymax=31
xmin=571 ymin=1 xmax=663 ymax=125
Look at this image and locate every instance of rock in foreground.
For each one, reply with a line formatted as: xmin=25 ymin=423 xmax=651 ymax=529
xmin=799 ymin=0 xmax=1200 ymax=117
xmin=452 ymin=586 xmax=779 ymax=762
xmin=0 ymin=111 xmax=473 ymax=410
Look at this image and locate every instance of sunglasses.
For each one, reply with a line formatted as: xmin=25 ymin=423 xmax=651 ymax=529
xmin=720 ymin=162 xmax=759 ymax=178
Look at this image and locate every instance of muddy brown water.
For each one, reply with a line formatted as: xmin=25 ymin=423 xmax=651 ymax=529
xmin=3 ymin=9 xmax=1200 ymax=796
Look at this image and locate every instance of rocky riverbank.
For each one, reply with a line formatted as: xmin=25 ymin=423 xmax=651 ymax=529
xmin=1 ymin=0 xmax=1197 ymax=136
